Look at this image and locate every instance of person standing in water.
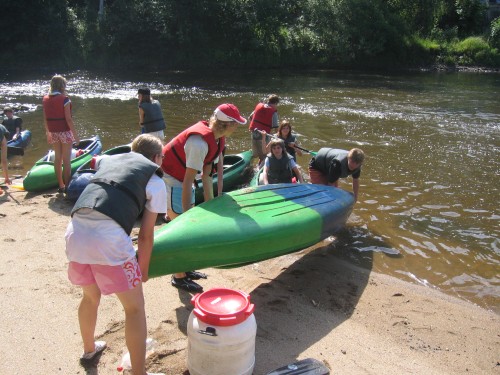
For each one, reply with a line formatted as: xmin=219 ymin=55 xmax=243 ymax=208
xmin=248 ymin=94 xmax=280 ymax=165
xmin=137 ymin=87 xmax=166 ymax=140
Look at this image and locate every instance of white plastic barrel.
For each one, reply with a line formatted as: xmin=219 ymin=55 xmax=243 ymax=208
xmin=187 ymin=288 xmax=257 ymax=375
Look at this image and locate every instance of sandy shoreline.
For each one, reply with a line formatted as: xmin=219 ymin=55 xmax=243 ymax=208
xmin=0 ymin=181 xmax=499 ymax=375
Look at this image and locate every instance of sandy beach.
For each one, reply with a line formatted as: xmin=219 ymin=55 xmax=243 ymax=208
xmin=0 ymin=180 xmax=499 ymax=375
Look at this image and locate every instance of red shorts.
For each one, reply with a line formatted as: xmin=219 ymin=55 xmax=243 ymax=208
xmin=68 ymin=257 xmax=142 ymax=295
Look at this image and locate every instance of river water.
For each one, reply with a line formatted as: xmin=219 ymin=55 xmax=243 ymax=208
xmin=1 ymin=69 xmax=499 ymax=313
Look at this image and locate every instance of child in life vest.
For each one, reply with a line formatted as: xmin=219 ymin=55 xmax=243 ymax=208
xmin=262 ymin=139 xmax=304 ymax=185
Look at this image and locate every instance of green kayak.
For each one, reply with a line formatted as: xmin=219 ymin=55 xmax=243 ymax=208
xmin=194 ymin=150 xmax=253 ymax=204
xmin=148 ymin=183 xmax=355 ymax=278
xmin=249 ymin=166 xmax=263 ymax=186
xmin=23 ymin=136 xmax=102 ymax=192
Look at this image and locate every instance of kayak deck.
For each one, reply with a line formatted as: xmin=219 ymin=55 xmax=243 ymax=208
xmin=149 ymin=184 xmax=354 ymax=278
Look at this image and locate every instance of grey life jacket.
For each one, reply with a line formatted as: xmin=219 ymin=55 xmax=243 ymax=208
xmin=72 ymin=152 xmax=160 ymax=234
xmin=313 ymin=148 xmax=355 ymax=179
xmin=267 ymin=152 xmax=293 ymax=184
xmin=140 ymin=100 xmax=166 ymax=132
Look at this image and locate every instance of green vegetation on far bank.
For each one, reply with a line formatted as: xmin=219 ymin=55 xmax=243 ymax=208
xmin=1 ymin=0 xmax=499 ymax=71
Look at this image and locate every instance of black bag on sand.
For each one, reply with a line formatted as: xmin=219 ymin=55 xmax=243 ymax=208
xmin=265 ymin=358 xmax=330 ymax=375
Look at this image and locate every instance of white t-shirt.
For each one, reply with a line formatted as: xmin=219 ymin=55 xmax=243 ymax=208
xmin=65 ymin=174 xmax=167 ymax=265
xmin=164 ymin=134 xmax=221 ymax=185
xmin=185 ymin=135 xmax=209 ymax=171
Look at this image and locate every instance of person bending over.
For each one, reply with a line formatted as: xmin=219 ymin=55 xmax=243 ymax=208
xmin=65 ymin=134 xmax=166 ymax=375
xmin=308 ymin=147 xmax=365 ymax=202
xmin=161 ymin=103 xmax=247 ymax=293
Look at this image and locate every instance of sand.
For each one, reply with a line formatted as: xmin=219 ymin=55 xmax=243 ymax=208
xmin=0 ymin=180 xmax=499 ymax=375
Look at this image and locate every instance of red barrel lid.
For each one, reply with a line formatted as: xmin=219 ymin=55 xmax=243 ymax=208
xmin=191 ymin=288 xmax=255 ymax=326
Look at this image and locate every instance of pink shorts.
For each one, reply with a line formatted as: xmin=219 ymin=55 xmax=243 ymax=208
xmin=68 ymin=258 xmax=142 ymax=295
xmin=48 ymin=131 xmax=75 ymax=144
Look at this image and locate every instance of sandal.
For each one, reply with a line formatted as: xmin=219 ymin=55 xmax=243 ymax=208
xmin=80 ymin=341 xmax=107 ymax=364
xmin=171 ymin=276 xmax=203 ymax=293
xmin=186 ymin=271 xmax=208 ymax=280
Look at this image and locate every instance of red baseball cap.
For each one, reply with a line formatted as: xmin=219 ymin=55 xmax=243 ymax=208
xmin=214 ymin=103 xmax=247 ymax=125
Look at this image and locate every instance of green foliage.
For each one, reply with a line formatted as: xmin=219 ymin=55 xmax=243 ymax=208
xmin=0 ymin=0 xmax=498 ymax=70
xmin=386 ymin=0 xmax=435 ymax=36
xmin=449 ymin=37 xmax=500 ymax=66
xmin=490 ymin=17 xmax=500 ymax=49
xmin=0 ymin=0 xmax=82 ymax=69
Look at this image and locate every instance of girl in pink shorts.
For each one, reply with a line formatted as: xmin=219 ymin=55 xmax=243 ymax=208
xmin=65 ymin=134 xmax=167 ymax=375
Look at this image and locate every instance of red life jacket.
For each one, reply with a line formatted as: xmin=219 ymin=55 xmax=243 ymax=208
xmin=249 ymin=103 xmax=276 ymax=132
xmin=43 ymin=94 xmax=71 ymax=132
xmin=162 ymin=121 xmax=225 ymax=182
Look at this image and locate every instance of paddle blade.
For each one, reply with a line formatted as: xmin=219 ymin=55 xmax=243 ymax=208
xmin=11 ymin=184 xmax=25 ymax=190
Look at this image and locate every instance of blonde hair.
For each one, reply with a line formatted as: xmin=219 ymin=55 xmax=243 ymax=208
xmin=210 ymin=115 xmax=235 ymax=133
xmin=348 ymin=148 xmax=365 ymax=165
xmin=131 ymin=134 xmax=163 ymax=161
xmin=49 ymin=75 xmax=67 ymax=94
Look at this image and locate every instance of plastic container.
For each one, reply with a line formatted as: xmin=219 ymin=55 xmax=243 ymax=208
xmin=187 ymin=288 xmax=257 ymax=375
xmin=117 ymin=338 xmax=156 ymax=372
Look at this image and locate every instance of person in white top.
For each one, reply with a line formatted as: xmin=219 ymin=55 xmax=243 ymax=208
xmin=161 ymin=103 xmax=247 ymax=293
xmin=65 ymin=134 xmax=166 ymax=375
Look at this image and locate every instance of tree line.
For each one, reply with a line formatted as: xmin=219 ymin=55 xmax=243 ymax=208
xmin=2 ymin=0 xmax=499 ymax=71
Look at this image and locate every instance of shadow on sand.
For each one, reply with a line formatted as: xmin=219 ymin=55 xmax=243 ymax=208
xmin=251 ymin=227 xmax=378 ymax=374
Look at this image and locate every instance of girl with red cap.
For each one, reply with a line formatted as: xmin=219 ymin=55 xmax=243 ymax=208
xmin=161 ymin=103 xmax=246 ymax=293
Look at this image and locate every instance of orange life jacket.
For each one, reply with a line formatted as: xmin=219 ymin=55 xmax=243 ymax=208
xmin=43 ymin=94 xmax=72 ymax=132
xmin=162 ymin=121 xmax=225 ymax=182
xmin=248 ymin=103 xmax=276 ymax=132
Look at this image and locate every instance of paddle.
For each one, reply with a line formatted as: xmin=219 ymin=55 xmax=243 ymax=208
xmin=6 ymin=146 xmax=24 ymax=156
xmin=265 ymin=132 xmax=317 ymax=156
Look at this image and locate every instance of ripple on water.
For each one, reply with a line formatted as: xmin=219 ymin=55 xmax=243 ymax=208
xmin=439 ymin=243 xmax=469 ymax=255
xmin=430 ymin=217 xmax=448 ymax=223
xmin=377 ymin=205 xmax=396 ymax=211
xmin=422 ymin=205 xmax=449 ymax=209
xmin=455 ymin=228 xmax=493 ymax=240
xmin=463 ymin=209 xmax=489 ymax=213
xmin=355 ymin=245 xmax=400 ymax=255
xmin=407 ymin=191 xmax=422 ymax=196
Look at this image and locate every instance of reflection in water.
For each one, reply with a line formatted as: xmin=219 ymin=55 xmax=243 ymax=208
xmin=1 ymin=70 xmax=499 ymax=312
